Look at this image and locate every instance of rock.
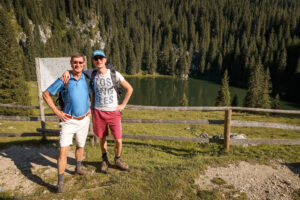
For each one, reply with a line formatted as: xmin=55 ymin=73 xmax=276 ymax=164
xmin=230 ymin=134 xmax=246 ymax=139
xmin=185 ymin=127 xmax=191 ymax=130
xmin=198 ymin=132 xmax=210 ymax=138
xmin=212 ymin=134 xmax=224 ymax=139
xmin=0 ymin=186 xmax=4 ymax=192
xmin=283 ymin=180 xmax=291 ymax=185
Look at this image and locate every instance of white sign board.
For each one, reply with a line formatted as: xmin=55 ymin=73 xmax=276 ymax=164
xmin=35 ymin=57 xmax=87 ymax=127
xmin=37 ymin=57 xmax=72 ymax=92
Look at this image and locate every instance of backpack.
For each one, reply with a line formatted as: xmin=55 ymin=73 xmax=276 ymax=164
xmin=56 ymin=73 xmax=91 ymax=110
xmin=106 ymin=63 xmax=123 ymax=101
xmin=86 ymin=64 xmax=123 ymax=101
xmin=56 ymin=84 xmax=68 ymax=110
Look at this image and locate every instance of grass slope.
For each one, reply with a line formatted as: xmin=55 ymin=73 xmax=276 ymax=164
xmin=0 ymin=139 xmax=299 ymax=199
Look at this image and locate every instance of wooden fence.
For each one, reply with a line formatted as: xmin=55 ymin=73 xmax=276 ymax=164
xmin=1 ymin=103 xmax=300 ymax=151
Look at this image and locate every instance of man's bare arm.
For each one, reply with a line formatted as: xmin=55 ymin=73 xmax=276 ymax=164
xmin=116 ymin=80 xmax=133 ymax=111
xmin=42 ymin=90 xmax=68 ymax=122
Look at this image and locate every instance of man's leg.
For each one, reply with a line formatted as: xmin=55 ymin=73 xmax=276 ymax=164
xmin=58 ymin=146 xmax=70 ymax=174
xmin=57 ymin=146 xmax=69 ymax=193
xmin=100 ymin=137 xmax=108 ymax=154
xmin=74 ymin=146 xmax=89 ymax=175
xmin=113 ymin=138 xmax=129 ymax=171
xmin=93 ymin=109 xmax=110 ymax=173
xmin=75 ymin=146 xmax=84 ymax=161
xmin=74 ymin=116 xmax=90 ymax=175
xmin=99 ymin=137 xmax=110 ymax=173
xmin=114 ymin=138 xmax=122 ymax=157
xmin=108 ymin=111 xmax=129 ymax=171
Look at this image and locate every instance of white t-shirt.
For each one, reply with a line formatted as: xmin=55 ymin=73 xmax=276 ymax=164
xmin=93 ymin=69 xmax=125 ymax=111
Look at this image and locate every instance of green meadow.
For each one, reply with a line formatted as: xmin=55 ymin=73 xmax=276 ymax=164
xmin=0 ymin=81 xmax=299 ymax=199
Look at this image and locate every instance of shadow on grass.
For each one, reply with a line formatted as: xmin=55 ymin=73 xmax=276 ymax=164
xmin=84 ymin=160 xmax=128 ymax=173
xmin=0 ymin=141 xmax=76 ymax=193
xmin=107 ymin=140 xmax=225 ymax=158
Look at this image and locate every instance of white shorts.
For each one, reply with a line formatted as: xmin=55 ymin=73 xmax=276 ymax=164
xmin=59 ymin=116 xmax=90 ymax=147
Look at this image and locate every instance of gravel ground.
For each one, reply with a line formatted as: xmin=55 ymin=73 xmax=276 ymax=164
xmin=0 ymin=145 xmax=299 ymax=199
xmin=195 ymin=160 xmax=300 ymax=200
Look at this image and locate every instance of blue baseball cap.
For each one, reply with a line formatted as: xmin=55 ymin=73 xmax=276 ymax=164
xmin=92 ymin=50 xmax=106 ymax=58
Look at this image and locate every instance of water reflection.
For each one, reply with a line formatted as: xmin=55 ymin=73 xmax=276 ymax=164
xmin=125 ymin=77 xmax=299 ymax=110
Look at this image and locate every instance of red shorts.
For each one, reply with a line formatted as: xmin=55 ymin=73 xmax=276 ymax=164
xmin=93 ymin=109 xmax=122 ymax=139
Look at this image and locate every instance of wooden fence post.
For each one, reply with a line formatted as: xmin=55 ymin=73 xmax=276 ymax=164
xmin=35 ymin=58 xmax=47 ymax=142
xmin=224 ymin=109 xmax=232 ymax=151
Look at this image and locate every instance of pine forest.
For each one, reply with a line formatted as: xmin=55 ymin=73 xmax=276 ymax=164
xmin=0 ymin=0 xmax=300 ymax=109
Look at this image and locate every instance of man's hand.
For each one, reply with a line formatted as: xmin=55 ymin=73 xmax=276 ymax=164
xmin=116 ymin=104 xmax=126 ymax=112
xmin=43 ymin=90 xmax=69 ymax=121
xmin=87 ymin=108 xmax=92 ymax=117
xmin=116 ymin=80 xmax=133 ymax=112
xmin=61 ymin=71 xmax=71 ymax=84
xmin=55 ymin=110 xmax=68 ymax=122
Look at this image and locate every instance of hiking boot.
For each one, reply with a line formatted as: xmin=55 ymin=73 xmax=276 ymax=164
xmin=100 ymin=160 xmax=110 ymax=173
xmin=114 ymin=158 xmax=130 ymax=171
xmin=57 ymin=182 xmax=64 ymax=193
xmin=75 ymin=166 xmax=89 ymax=175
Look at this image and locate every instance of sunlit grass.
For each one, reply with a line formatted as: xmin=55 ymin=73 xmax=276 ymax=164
xmin=3 ymin=139 xmax=298 ymax=199
xmin=0 ymin=81 xmax=299 ymax=199
xmin=0 ymin=120 xmax=59 ymax=134
xmin=123 ymin=109 xmax=300 ymax=125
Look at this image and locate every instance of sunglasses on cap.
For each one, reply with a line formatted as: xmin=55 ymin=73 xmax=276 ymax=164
xmin=93 ymin=56 xmax=105 ymax=61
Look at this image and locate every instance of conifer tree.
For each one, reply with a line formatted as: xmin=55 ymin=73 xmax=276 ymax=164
xmin=261 ymin=67 xmax=272 ymax=108
xmin=176 ymin=54 xmax=187 ymax=77
xmin=231 ymin=94 xmax=239 ymax=106
xmin=0 ymin=8 xmax=30 ymax=115
xmin=110 ymin=35 xmax=121 ymax=70
xmin=244 ymin=62 xmax=265 ymax=107
xmin=149 ymin=43 xmax=158 ymax=74
xmin=215 ymin=70 xmax=231 ymax=106
xmin=272 ymin=93 xmax=280 ymax=109
xmin=126 ymin=41 xmax=136 ymax=75
xmin=168 ymin=49 xmax=176 ymax=76
xmin=180 ymin=93 xmax=188 ymax=106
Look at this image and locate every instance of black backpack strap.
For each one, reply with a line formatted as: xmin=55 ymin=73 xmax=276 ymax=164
xmin=59 ymin=84 xmax=69 ymax=111
xmin=91 ymin=69 xmax=97 ymax=81
xmin=83 ymin=70 xmax=97 ymax=108
xmin=64 ymin=84 xmax=70 ymax=109
xmin=90 ymin=69 xmax=97 ymax=109
xmin=109 ymin=68 xmax=121 ymax=100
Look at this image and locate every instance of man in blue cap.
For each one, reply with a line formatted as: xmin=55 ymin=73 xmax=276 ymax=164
xmin=90 ymin=50 xmax=133 ymax=173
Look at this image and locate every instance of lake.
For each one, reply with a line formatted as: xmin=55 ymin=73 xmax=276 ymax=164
xmin=125 ymin=76 xmax=299 ymax=110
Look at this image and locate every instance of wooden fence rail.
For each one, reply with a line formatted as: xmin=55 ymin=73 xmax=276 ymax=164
xmin=2 ymin=103 xmax=300 ymax=114
xmin=1 ymin=116 xmax=300 ymax=130
xmin=1 ymin=103 xmax=300 ymax=151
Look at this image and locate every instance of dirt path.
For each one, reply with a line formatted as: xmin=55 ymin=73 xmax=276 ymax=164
xmin=0 ymin=145 xmax=299 ymax=199
xmin=0 ymin=145 xmax=75 ymax=194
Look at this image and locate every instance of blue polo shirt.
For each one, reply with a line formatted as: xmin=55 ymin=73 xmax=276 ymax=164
xmin=47 ymin=73 xmax=90 ymax=117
